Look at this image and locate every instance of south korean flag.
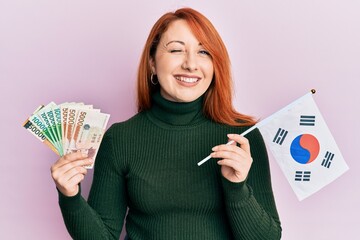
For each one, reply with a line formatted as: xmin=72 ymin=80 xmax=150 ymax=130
xmin=256 ymin=91 xmax=349 ymax=201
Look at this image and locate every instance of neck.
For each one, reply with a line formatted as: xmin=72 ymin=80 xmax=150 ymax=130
xmin=149 ymin=91 xmax=207 ymax=126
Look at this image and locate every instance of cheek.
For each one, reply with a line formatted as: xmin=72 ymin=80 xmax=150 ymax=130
xmin=156 ymin=55 xmax=182 ymax=73
xmin=202 ymin=60 xmax=214 ymax=76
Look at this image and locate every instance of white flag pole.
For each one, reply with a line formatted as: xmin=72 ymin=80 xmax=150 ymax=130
xmin=197 ymin=125 xmax=257 ymax=166
xmin=197 ymin=89 xmax=316 ymax=166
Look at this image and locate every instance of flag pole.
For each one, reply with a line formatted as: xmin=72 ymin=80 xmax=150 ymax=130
xmin=197 ymin=89 xmax=317 ymax=166
xmin=197 ymin=125 xmax=257 ymax=166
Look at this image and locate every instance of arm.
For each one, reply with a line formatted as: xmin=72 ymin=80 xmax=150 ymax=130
xmin=55 ymin=127 xmax=127 ymax=240
xmin=213 ymin=128 xmax=281 ymax=240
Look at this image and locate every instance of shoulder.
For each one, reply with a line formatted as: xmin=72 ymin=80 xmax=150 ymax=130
xmin=107 ymin=112 xmax=146 ymax=130
xmin=104 ymin=111 xmax=150 ymax=140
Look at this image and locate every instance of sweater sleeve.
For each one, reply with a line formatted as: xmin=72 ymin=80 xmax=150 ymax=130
xmin=58 ymin=126 xmax=128 ymax=240
xmin=221 ymin=128 xmax=282 ymax=240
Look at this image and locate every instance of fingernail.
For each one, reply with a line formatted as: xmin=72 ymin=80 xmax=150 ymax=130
xmin=212 ymin=146 xmax=218 ymax=151
xmin=82 ymin=153 xmax=88 ymax=158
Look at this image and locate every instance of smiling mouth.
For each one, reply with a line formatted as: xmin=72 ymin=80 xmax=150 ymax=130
xmin=175 ymin=76 xmax=200 ymax=83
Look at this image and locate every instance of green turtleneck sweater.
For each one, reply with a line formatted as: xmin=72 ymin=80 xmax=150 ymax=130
xmin=58 ymin=92 xmax=281 ymax=240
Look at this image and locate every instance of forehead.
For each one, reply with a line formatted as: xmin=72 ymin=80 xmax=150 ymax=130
xmin=160 ymin=19 xmax=200 ymax=44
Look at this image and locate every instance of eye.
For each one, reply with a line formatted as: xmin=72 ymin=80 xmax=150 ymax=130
xmin=199 ymin=50 xmax=211 ymax=56
xmin=169 ymin=49 xmax=184 ymax=54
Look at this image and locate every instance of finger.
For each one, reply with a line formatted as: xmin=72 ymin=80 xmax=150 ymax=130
xmin=212 ymin=144 xmax=246 ymax=157
xmin=217 ymin=159 xmax=249 ymax=182
xmin=217 ymin=157 xmax=252 ymax=173
xmin=67 ymin=173 xmax=85 ymax=188
xmin=217 ymin=158 xmax=245 ymax=172
xmin=228 ymin=139 xmax=236 ymax=146
xmin=56 ymin=166 xmax=87 ymax=187
xmin=212 ymin=142 xmax=251 ymax=162
xmin=56 ymin=172 xmax=85 ymax=196
xmin=211 ymin=150 xmax=240 ymax=161
xmin=211 ymin=150 xmax=252 ymax=167
xmin=227 ymin=134 xmax=251 ymax=154
xmin=51 ymin=151 xmax=89 ymax=171
xmin=52 ymin=158 xmax=92 ymax=180
xmin=63 ymin=166 xmax=88 ymax=182
xmin=62 ymin=151 xmax=89 ymax=163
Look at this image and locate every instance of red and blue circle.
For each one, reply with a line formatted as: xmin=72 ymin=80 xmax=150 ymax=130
xmin=290 ymin=134 xmax=320 ymax=164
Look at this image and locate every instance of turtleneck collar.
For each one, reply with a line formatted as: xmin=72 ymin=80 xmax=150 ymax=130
xmin=148 ymin=91 xmax=207 ymax=126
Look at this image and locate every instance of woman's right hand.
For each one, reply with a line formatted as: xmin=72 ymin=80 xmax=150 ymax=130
xmin=51 ymin=151 xmax=93 ymax=197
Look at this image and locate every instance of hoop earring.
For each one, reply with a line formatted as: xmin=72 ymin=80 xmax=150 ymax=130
xmin=150 ymin=74 xmax=158 ymax=85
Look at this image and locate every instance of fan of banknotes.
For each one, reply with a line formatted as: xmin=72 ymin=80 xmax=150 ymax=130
xmin=22 ymin=102 xmax=110 ymax=169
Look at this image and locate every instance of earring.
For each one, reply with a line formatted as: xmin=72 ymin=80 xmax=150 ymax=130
xmin=150 ymin=74 xmax=158 ymax=85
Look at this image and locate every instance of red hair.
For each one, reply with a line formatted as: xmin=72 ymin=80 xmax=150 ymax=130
xmin=137 ymin=8 xmax=256 ymax=126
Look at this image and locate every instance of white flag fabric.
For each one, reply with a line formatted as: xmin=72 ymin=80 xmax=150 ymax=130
xmin=257 ymin=92 xmax=349 ymax=201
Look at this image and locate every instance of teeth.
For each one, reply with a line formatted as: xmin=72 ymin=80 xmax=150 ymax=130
xmin=175 ymin=76 xmax=199 ymax=83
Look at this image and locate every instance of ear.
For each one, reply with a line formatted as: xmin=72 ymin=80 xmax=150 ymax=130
xmin=149 ymin=57 xmax=156 ymax=74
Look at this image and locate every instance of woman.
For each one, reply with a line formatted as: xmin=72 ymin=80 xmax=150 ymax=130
xmin=51 ymin=7 xmax=282 ymax=240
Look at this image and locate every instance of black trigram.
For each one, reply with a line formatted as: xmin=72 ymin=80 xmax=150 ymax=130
xmin=321 ymin=151 xmax=335 ymax=168
xmin=272 ymin=128 xmax=288 ymax=145
xmin=295 ymin=171 xmax=311 ymax=181
xmin=300 ymin=115 xmax=316 ymax=126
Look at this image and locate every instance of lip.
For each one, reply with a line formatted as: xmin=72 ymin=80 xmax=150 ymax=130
xmin=174 ymin=74 xmax=201 ymax=86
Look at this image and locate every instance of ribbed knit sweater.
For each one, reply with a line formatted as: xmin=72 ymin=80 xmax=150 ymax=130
xmin=58 ymin=91 xmax=282 ymax=240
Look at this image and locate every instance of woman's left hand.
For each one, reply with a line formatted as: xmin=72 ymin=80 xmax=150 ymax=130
xmin=211 ymin=134 xmax=253 ymax=183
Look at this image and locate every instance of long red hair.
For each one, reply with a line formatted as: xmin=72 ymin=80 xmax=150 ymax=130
xmin=137 ymin=8 xmax=256 ymax=126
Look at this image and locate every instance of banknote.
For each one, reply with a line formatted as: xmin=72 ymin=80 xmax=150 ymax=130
xmin=24 ymin=101 xmax=110 ymax=168
xmin=60 ymin=102 xmax=80 ymax=152
xmin=66 ymin=109 xmax=108 ymax=169
xmin=62 ymin=104 xmax=94 ymax=154
xmin=45 ymin=105 xmax=63 ymax=156
xmin=36 ymin=102 xmax=63 ymax=155
xmin=29 ymin=103 xmax=59 ymax=152
xmin=23 ymin=105 xmax=60 ymax=155
xmin=23 ymin=119 xmax=59 ymax=155
xmin=52 ymin=105 xmax=63 ymax=154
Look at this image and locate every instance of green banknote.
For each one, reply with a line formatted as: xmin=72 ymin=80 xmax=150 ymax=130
xmin=24 ymin=102 xmax=110 ymax=165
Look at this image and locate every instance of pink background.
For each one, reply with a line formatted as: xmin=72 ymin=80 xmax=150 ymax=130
xmin=1 ymin=1 xmax=359 ymax=239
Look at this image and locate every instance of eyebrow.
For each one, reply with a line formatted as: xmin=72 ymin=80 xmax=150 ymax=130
xmin=166 ymin=40 xmax=185 ymax=46
xmin=165 ymin=40 xmax=202 ymax=46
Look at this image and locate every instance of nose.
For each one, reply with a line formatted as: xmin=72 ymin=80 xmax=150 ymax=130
xmin=181 ymin=52 xmax=198 ymax=71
